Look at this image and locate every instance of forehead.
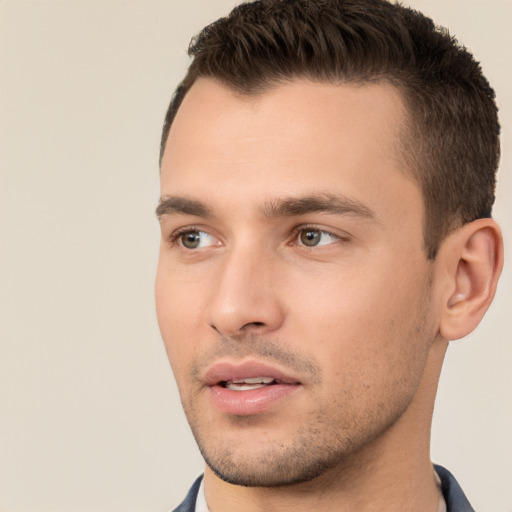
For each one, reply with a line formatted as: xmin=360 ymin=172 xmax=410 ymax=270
xmin=160 ymin=78 xmax=419 ymax=221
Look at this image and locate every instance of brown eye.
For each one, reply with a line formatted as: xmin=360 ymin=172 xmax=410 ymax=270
xmin=181 ymin=231 xmax=201 ymax=249
xmin=297 ymin=229 xmax=339 ymax=247
xmin=178 ymin=230 xmax=217 ymax=250
xmin=300 ymin=229 xmax=322 ymax=247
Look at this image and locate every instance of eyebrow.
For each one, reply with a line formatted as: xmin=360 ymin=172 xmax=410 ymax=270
xmin=262 ymin=193 xmax=376 ymax=220
xmin=155 ymin=193 xmax=376 ymax=221
xmin=156 ymin=196 xmax=213 ymax=219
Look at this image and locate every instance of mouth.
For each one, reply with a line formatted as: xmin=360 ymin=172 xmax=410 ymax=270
xmin=204 ymin=360 xmax=300 ymax=388
xmin=203 ymin=361 xmax=302 ymax=415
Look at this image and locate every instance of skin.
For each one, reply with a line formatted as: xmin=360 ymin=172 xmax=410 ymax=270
xmin=155 ymin=78 xmax=501 ymax=511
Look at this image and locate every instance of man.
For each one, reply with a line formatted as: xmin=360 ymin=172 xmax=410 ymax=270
xmin=155 ymin=0 xmax=503 ymax=510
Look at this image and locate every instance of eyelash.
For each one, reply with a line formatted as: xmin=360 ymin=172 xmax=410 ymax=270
xmin=167 ymin=225 xmax=206 ymax=244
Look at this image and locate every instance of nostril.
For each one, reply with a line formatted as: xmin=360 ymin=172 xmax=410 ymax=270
xmin=243 ymin=321 xmax=265 ymax=329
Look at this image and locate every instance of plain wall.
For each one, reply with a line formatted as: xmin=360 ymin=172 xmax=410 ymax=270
xmin=0 ymin=1 xmax=510 ymax=511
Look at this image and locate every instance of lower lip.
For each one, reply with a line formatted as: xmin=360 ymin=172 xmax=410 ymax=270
xmin=208 ymin=383 xmax=300 ymax=415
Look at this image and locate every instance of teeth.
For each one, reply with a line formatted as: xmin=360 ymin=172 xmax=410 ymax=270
xmin=225 ymin=382 xmax=267 ymax=391
xmin=231 ymin=377 xmax=274 ymax=384
xmin=224 ymin=377 xmax=275 ymax=391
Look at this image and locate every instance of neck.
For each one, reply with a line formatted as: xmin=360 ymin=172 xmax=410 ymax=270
xmin=204 ymin=338 xmax=447 ymax=512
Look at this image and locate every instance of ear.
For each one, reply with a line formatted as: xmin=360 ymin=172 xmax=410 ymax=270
xmin=438 ymin=218 xmax=503 ymax=341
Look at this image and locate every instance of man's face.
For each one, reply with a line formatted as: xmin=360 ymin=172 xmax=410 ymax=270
xmin=156 ymin=78 xmax=438 ymax=486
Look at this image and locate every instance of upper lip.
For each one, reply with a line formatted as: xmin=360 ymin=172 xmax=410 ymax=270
xmin=203 ymin=360 xmax=301 ymax=386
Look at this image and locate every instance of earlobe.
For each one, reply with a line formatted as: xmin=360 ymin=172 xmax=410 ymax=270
xmin=439 ymin=218 xmax=503 ymax=341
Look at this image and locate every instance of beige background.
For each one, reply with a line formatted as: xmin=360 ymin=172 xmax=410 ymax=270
xmin=0 ymin=1 xmax=510 ymax=511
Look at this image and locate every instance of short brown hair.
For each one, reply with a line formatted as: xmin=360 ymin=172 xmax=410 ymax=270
xmin=160 ymin=0 xmax=500 ymax=259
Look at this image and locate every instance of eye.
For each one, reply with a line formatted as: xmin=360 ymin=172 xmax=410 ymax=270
xmin=297 ymin=228 xmax=339 ymax=247
xmin=177 ymin=230 xmax=218 ymax=249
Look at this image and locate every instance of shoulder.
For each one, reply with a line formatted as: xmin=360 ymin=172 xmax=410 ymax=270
xmin=435 ymin=465 xmax=476 ymax=512
xmin=171 ymin=475 xmax=203 ymax=512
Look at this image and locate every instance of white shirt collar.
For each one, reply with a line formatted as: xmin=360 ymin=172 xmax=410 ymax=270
xmin=194 ymin=477 xmax=210 ymax=512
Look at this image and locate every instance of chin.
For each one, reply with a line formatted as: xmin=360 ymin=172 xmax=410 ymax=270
xmin=204 ymin=452 xmax=341 ymax=488
xmin=195 ymin=430 xmax=350 ymax=488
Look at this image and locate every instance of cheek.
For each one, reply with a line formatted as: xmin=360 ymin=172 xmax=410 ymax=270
xmin=285 ymin=263 xmax=393 ymax=336
xmin=286 ymin=256 xmax=432 ymax=375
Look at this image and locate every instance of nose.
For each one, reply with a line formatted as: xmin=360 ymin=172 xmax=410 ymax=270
xmin=204 ymin=244 xmax=285 ymax=337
